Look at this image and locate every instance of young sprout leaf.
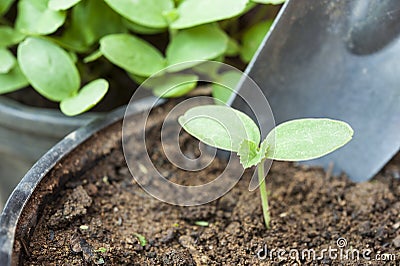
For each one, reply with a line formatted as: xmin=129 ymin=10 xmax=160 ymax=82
xmin=180 ymin=105 xmax=353 ymax=230
xmin=171 ymin=0 xmax=248 ymax=29
xmin=15 ymin=0 xmax=66 ymax=35
xmin=60 ymin=79 xmax=109 ymax=116
xmin=0 ymin=49 xmax=16 ymax=74
xmin=104 ymin=0 xmax=173 ymax=28
xmin=100 ymin=34 xmax=166 ymax=77
xmin=18 ymin=37 xmax=80 ymax=101
xmin=145 ymin=74 xmax=198 ymax=98
xmin=166 ymin=24 xmax=228 ymax=71
xmin=240 ymin=20 xmax=273 ymax=63
xmin=238 ymin=139 xmax=269 ymax=168
xmin=0 ymin=26 xmax=25 ymax=48
xmin=48 ymin=0 xmax=81 ymax=10
xmin=178 ymin=105 xmax=260 ymax=152
xmin=0 ymin=64 xmax=29 ymax=94
xmin=265 ymin=118 xmax=354 ymax=161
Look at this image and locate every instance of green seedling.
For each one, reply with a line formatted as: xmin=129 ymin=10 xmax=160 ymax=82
xmin=94 ymin=247 xmax=107 ymax=253
xmin=179 ymin=105 xmax=353 ymax=229
xmin=0 ymin=0 xmax=283 ymax=115
xmin=133 ymin=233 xmax=147 ymax=247
xmin=195 ymin=221 xmax=209 ymax=227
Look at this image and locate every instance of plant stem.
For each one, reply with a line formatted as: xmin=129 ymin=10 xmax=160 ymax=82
xmin=258 ymin=159 xmax=270 ymax=229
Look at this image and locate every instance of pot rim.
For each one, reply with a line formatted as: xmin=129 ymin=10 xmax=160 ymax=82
xmin=0 ymin=96 xmax=102 ymax=136
xmin=0 ymin=96 xmax=160 ymax=265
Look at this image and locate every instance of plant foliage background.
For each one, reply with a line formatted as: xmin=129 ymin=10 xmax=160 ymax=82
xmin=0 ymin=0 xmax=282 ymax=115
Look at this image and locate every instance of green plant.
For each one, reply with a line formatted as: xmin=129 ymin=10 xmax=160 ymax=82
xmin=178 ymin=105 xmax=354 ymax=229
xmin=0 ymin=0 xmax=283 ymax=115
xmin=134 ymin=233 xmax=147 ymax=247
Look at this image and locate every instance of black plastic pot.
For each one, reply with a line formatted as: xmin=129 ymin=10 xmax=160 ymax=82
xmin=0 ymin=96 xmax=101 ymax=208
xmin=0 ymin=96 xmax=157 ymax=265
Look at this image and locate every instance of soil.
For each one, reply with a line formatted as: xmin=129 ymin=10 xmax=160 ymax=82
xmin=19 ymin=102 xmax=400 ymax=265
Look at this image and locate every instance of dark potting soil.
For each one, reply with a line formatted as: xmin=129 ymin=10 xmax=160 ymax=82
xmin=20 ymin=103 xmax=400 ymax=265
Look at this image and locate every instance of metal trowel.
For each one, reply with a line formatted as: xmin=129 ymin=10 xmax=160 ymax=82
xmin=230 ymin=0 xmax=400 ymax=181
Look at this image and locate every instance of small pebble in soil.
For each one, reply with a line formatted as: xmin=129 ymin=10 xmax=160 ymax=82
xmin=392 ymin=235 xmax=400 ymax=248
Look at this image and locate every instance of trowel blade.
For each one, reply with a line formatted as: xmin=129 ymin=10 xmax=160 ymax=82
xmin=231 ymin=0 xmax=400 ymax=182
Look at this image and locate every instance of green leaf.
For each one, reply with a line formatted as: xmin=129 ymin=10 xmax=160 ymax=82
xmin=133 ymin=233 xmax=147 ymax=247
xmin=48 ymin=0 xmax=82 ymax=10
xmin=60 ymin=79 xmax=109 ymax=116
xmin=179 ymin=105 xmax=260 ymax=152
xmin=94 ymin=247 xmax=107 ymax=253
xmin=15 ymin=0 xmax=66 ymax=35
xmin=251 ymin=0 xmax=285 ymax=4
xmin=212 ymin=71 xmax=242 ymax=104
xmin=128 ymin=73 xmax=147 ymax=84
xmin=18 ymin=37 xmax=80 ymax=101
xmin=123 ymin=19 xmax=165 ymax=35
xmin=0 ymin=26 xmax=25 ymax=47
xmin=240 ymin=20 xmax=272 ymax=63
xmin=194 ymin=221 xmax=209 ymax=227
xmin=171 ymin=0 xmax=248 ymax=29
xmin=104 ymin=0 xmax=173 ymax=28
xmin=0 ymin=0 xmax=14 ymax=16
xmin=146 ymin=74 xmax=198 ymax=98
xmin=0 ymin=64 xmax=29 ymax=94
xmin=0 ymin=49 xmax=16 ymax=73
xmin=100 ymin=33 xmax=165 ymax=76
xmin=56 ymin=0 xmax=127 ymax=52
xmin=238 ymin=138 xmax=269 ymax=168
xmin=83 ymin=50 xmax=103 ymax=63
xmin=265 ymin=118 xmax=354 ymax=161
xmin=193 ymin=62 xmax=220 ymax=78
xmin=225 ymin=38 xmax=240 ymax=56
xmin=166 ymin=24 xmax=228 ymax=71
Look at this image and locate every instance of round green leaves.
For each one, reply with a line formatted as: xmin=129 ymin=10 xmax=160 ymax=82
xmin=100 ymin=34 xmax=166 ymax=77
xmin=60 ymin=79 xmax=109 ymax=116
xmin=179 ymin=105 xmax=354 ymax=169
xmin=178 ymin=105 xmax=261 ymax=152
xmin=0 ymin=65 xmax=28 ymax=94
xmin=0 ymin=49 xmax=16 ymax=73
xmin=212 ymin=70 xmax=242 ymax=104
xmin=240 ymin=20 xmax=273 ymax=63
xmin=104 ymin=0 xmax=174 ymax=28
xmin=15 ymin=0 xmax=66 ymax=35
xmin=0 ymin=26 xmax=25 ymax=48
xmin=145 ymin=73 xmax=198 ymax=98
xmin=48 ymin=0 xmax=82 ymax=10
xmin=18 ymin=37 xmax=80 ymax=101
xmin=171 ymin=0 xmax=248 ymax=29
xmin=166 ymin=24 xmax=228 ymax=70
xmin=265 ymin=118 xmax=354 ymax=161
